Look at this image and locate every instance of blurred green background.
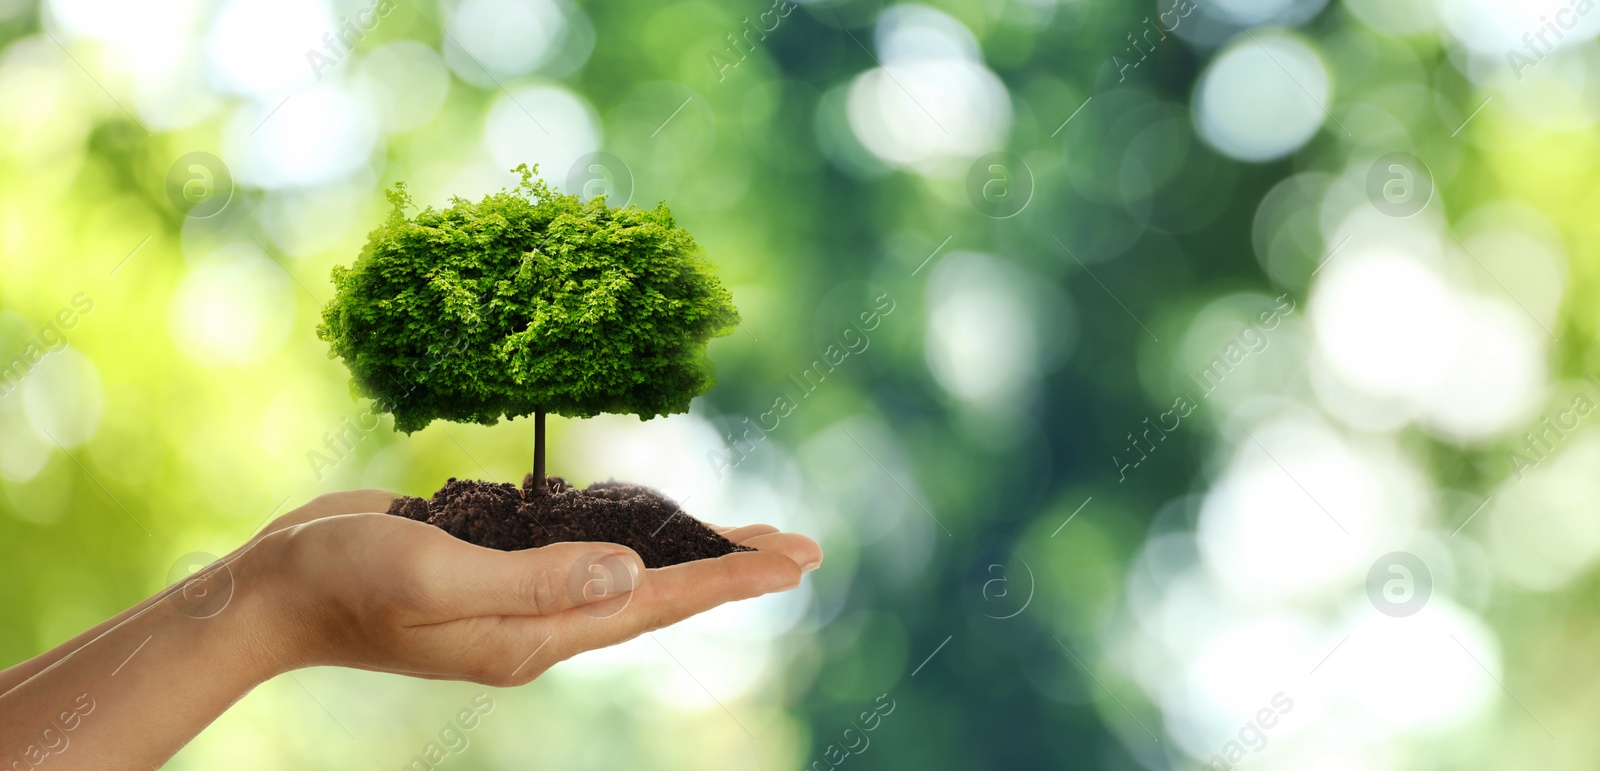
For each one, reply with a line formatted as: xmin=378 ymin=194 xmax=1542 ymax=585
xmin=1 ymin=0 xmax=1595 ymax=767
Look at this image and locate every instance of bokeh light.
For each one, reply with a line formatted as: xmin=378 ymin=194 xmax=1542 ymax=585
xmin=3 ymin=0 xmax=1598 ymax=768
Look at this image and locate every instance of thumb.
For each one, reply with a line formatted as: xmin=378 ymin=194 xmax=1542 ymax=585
xmin=437 ymin=540 xmax=646 ymax=618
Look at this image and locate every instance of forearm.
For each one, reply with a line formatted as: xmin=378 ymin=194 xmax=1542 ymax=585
xmin=0 ymin=544 xmax=285 ymax=769
xmin=0 ymin=497 xmax=348 ymax=699
xmin=0 ymin=581 xmax=189 ymax=697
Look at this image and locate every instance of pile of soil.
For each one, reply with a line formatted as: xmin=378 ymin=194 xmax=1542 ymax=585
xmin=387 ymin=475 xmax=752 ymax=568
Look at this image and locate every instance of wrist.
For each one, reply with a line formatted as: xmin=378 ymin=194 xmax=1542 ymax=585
xmin=201 ymin=531 xmax=308 ymax=683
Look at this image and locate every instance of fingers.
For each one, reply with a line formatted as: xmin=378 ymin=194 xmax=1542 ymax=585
xmin=739 ymin=532 xmax=823 ymax=572
xmin=304 ymin=489 xmax=402 ymax=517
xmin=429 ymin=537 xmax=818 ymax=686
xmin=539 ymin=549 xmax=802 ymax=662
xmin=644 ymin=549 xmax=803 ymax=617
xmin=418 ymin=538 xmax=646 ymax=619
xmin=260 ymin=489 xmax=400 ymax=537
xmin=715 ymin=524 xmax=779 ymax=543
xmin=708 ymin=524 xmax=824 ymax=570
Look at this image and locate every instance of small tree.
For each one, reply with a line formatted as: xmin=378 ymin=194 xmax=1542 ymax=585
xmin=317 ymin=165 xmax=740 ymax=495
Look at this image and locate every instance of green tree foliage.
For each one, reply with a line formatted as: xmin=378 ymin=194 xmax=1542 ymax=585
xmin=317 ymin=165 xmax=740 ymax=435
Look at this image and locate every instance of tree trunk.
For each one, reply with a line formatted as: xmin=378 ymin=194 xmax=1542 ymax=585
xmin=532 ymin=410 xmax=547 ymax=496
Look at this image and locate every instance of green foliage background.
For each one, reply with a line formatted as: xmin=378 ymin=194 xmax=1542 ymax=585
xmin=0 ymin=0 xmax=1594 ymax=769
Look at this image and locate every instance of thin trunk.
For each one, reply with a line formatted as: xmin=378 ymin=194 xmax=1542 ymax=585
xmin=532 ymin=410 xmax=547 ymax=496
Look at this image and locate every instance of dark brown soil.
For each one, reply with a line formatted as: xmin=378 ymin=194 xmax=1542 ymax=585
xmin=387 ymin=475 xmax=753 ymax=568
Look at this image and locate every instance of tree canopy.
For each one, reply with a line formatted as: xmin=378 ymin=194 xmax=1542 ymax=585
xmin=317 ymin=165 xmax=740 ymax=433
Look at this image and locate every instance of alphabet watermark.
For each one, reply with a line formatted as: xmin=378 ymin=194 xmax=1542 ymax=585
xmin=1115 ymin=293 xmax=1295 ymax=482
xmin=307 ymin=0 xmax=397 ymax=80
xmin=0 ymin=292 xmax=95 ymax=400
xmin=706 ymin=292 xmax=896 ymax=480
xmin=4 ymin=692 xmax=95 ymax=770
xmin=566 ymin=152 xmax=634 ymax=208
xmin=977 ymin=558 xmax=1034 ymax=620
xmin=165 ymin=153 xmax=232 ymax=218
xmin=1366 ymin=551 xmax=1431 ymax=618
xmin=399 ymin=693 xmax=495 ymax=771
xmin=1506 ymin=372 xmax=1600 ymax=480
xmin=965 ymin=152 xmax=1033 ymax=219
xmin=808 ymin=693 xmax=896 ymax=770
xmin=709 ymin=0 xmax=797 ymax=83
xmin=1111 ymin=0 xmax=1197 ymax=82
xmin=565 ymin=551 xmax=638 ymax=619
xmin=1506 ymin=0 xmax=1596 ymax=81
xmin=1199 ymin=692 xmax=1294 ymax=770
xmin=166 ymin=551 xmax=235 ymax=620
xmin=1366 ymin=152 xmax=1432 ymax=218
xmin=307 ymin=292 xmax=490 ymax=481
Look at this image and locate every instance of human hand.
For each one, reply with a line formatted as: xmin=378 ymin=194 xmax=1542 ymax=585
xmin=0 ymin=490 xmax=820 ymax=770
xmin=237 ymin=492 xmax=822 ymax=686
